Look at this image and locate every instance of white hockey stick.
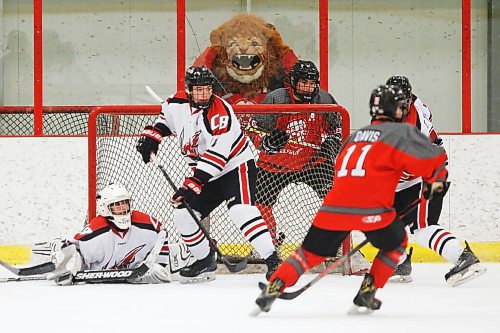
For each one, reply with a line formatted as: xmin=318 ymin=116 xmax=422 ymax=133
xmin=145 ymin=85 xmax=164 ymax=103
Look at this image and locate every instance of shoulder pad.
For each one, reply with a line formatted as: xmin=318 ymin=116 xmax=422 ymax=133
xmin=131 ymin=211 xmax=162 ymax=232
xmin=74 ymin=216 xmax=110 ymax=241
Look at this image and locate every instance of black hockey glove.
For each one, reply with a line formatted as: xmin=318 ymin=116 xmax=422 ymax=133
xmin=170 ymin=176 xmax=204 ymax=208
xmin=423 ymin=181 xmax=450 ymax=201
xmin=136 ymin=126 xmax=162 ymax=163
xmin=318 ymin=134 xmax=342 ymax=163
xmin=260 ymin=129 xmax=290 ymax=155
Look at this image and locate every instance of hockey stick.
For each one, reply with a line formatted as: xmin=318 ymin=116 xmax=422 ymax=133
xmin=0 ymin=276 xmax=47 ymax=283
xmin=150 ymin=154 xmax=248 ymax=273
xmin=145 ymin=85 xmax=164 ymax=103
xmin=0 ymin=258 xmax=55 ymax=276
xmin=262 ymin=197 xmax=423 ymax=300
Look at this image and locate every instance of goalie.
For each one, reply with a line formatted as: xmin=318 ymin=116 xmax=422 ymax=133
xmin=47 ymin=183 xmax=195 ymax=285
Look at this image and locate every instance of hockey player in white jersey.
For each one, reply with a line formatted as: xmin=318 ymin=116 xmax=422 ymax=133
xmin=136 ymin=66 xmax=281 ymax=283
xmin=386 ymin=76 xmax=485 ymax=286
xmin=47 ymin=183 xmax=195 ymax=285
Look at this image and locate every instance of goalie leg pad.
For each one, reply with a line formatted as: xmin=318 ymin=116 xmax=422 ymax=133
xmin=173 ymin=208 xmax=210 ymax=260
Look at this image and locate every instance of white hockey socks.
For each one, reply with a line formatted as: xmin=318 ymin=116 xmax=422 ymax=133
xmin=229 ymin=204 xmax=275 ymax=259
xmin=414 ymin=225 xmax=464 ymax=264
xmin=173 ymin=208 xmax=210 ymax=260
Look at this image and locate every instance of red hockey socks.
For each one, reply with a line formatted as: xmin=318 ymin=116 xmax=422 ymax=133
xmin=269 ymin=246 xmax=326 ymax=289
xmin=370 ymin=236 xmax=408 ymax=288
xmin=256 ymin=203 xmax=278 ymax=245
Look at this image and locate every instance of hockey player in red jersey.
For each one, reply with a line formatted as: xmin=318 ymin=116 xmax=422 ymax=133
xmin=255 ymin=85 xmax=449 ymax=314
xmin=386 ymin=75 xmax=485 ymax=286
xmin=136 ymin=66 xmax=281 ymax=283
xmin=248 ymin=60 xmax=342 ymax=247
xmin=47 ymin=183 xmax=195 ymax=285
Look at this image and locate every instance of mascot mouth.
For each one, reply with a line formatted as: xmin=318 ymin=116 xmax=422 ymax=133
xmin=231 ymin=54 xmax=261 ymax=71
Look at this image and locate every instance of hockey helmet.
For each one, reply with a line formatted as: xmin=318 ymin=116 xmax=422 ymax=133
xmin=386 ymin=75 xmax=412 ymax=101
xmin=290 ymin=60 xmax=320 ymax=102
xmin=185 ymin=66 xmax=215 ymax=110
xmin=369 ymin=85 xmax=408 ymax=122
xmin=96 ymin=183 xmax=132 ymax=230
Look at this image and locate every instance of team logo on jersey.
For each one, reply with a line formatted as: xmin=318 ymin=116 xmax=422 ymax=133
xmin=287 ymin=119 xmax=306 ymax=143
xmin=362 ymin=215 xmax=382 ymax=224
xmin=182 ymin=130 xmax=201 ymax=159
xmin=110 ymin=244 xmax=146 ymax=269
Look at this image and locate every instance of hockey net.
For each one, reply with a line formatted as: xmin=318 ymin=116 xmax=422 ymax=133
xmin=87 ymin=104 xmax=369 ymax=275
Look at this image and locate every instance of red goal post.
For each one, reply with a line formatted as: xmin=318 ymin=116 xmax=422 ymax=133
xmin=87 ymin=104 xmax=352 ymax=263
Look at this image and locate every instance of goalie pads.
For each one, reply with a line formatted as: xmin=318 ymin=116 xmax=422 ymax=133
xmin=46 ymin=244 xmax=84 ymax=286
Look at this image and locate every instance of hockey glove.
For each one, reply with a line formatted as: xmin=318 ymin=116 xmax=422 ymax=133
xmin=423 ymin=181 xmax=450 ymax=201
xmin=260 ymin=129 xmax=290 ymax=155
xmin=318 ymin=134 xmax=342 ymax=163
xmin=170 ymin=176 xmax=204 ymax=208
xmin=136 ymin=125 xmax=163 ymax=163
xmin=46 ymin=244 xmax=84 ymax=286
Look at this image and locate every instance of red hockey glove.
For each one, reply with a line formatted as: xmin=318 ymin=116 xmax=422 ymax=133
xmin=136 ymin=126 xmax=163 ymax=163
xmin=170 ymin=176 xmax=204 ymax=208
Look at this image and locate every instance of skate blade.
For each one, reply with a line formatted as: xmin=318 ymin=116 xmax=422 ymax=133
xmin=249 ymin=306 xmax=263 ymax=317
xmin=447 ymin=264 xmax=487 ymax=287
xmin=347 ymin=304 xmax=375 ymax=315
xmin=179 ymin=272 xmax=216 ymax=284
xmin=388 ymin=274 xmax=413 ymax=283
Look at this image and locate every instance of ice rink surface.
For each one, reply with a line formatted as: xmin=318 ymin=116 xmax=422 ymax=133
xmin=1 ymin=263 xmax=498 ymax=333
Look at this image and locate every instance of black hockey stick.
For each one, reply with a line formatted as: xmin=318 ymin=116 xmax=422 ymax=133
xmin=150 ymin=154 xmax=247 ymax=273
xmin=262 ymin=197 xmax=423 ymax=300
xmin=0 ymin=258 xmax=55 ymax=276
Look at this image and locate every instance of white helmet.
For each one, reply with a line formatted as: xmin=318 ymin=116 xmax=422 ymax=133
xmin=96 ymin=183 xmax=132 ymax=230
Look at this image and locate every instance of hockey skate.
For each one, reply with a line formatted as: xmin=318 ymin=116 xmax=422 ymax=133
xmin=179 ymin=252 xmax=217 ymax=284
xmin=348 ymin=273 xmax=382 ymax=315
xmin=445 ymin=241 xmax=486 ymax=287
xmin=265 ymin=251 xmax=282 ymax=280
xmin=252 ymin=278 xmax=284 ymax=316
xmin=389 ymin=247 xmax=413 ymax=283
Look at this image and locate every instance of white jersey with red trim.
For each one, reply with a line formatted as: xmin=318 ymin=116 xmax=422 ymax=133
xmin=155 ymin=91 xmax=254 ymax=180
xmin=73 ymin=211 xmax=167 ymax=270
xmin=397 ymin=95 xmax=447 ymax=191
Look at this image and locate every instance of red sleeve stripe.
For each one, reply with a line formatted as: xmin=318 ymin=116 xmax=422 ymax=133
xmin=229 ymin=135 xmax=248 ymax=159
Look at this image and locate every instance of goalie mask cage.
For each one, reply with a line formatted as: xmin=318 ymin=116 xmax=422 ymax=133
xmin=88 ymin=104 xmax=358 ymax=271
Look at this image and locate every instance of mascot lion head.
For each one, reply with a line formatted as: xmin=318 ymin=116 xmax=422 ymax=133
xmin=194 ymin=13 xmax=297 ymax=100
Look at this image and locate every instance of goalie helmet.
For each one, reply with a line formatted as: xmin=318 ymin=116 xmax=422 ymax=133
xmin=369 ymin=85 xmax=408 ymax=122
xmin=96 ymin=183 xmax=132 ymax=230
xmin=290 ymin=60 xmax=320 ymax=102
xmin=386 ymin=75 xmax=412 ymax=100
xmin=185 ymin=66 xmax=215 ymax=110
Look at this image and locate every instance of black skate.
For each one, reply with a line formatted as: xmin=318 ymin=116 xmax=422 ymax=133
xmin=179 ymin=252 xmax=217 ymax=284
xmin=265 ymin=251 xmax=282 ymax=280
xmin=251 ymin=278 xmax=284 ymax=316
xmin=389 ymin=247 xmax=413 ymax=283
xmin=445 ymin=241 xmax=486 ymax=287
xmin=348 ymin=273 xmax=382 ymax=315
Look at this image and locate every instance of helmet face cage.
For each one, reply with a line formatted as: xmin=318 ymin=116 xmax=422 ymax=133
xmin=96 ymin=183 xmax=132 ymax=230
xmin=369 ymin=85 xmax=408 ymax=122
xmin=185 ymin=66 xmax=215 ymax=110
xmin=290 ymin=60 xmax=320 ymax=102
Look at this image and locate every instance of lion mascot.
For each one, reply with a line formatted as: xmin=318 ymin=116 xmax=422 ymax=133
xmin=193 ymin=13 xmax=298 ymax=105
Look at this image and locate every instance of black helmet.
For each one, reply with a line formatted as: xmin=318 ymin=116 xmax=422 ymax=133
xmin=369 ymin=85 xmax=408 ymax=122
xmin=386 ymin=75 xmax=412 ymax=100
xmin=185 ymin=66 xmax=215 ymax=110
xmin=290 ymin=60 xmax=320 ymax=102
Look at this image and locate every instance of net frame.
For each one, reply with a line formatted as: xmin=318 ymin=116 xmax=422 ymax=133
xmin=88 ymin=104 xmax=352 ymax=264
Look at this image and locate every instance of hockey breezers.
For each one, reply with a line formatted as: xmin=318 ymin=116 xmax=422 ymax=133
xmin=150 ymin=154 xmax=247 ymax=273
xmin=262 ymin=197 xmax=423 ymax=301
xmin=0 ymin=258 xmax=55 ymax=276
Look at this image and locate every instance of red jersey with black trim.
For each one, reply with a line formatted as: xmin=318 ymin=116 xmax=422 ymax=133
xmin=73 ymin=211 xmax=165 ymax=270
xmin=154 ymin=91 xmax=254 ymax=181
xmin=312 ymin=121 xmax=447 ymax=232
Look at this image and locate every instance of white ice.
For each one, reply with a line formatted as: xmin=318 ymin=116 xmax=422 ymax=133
xmin=1 ymin=264 xmax=498 ymax=333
